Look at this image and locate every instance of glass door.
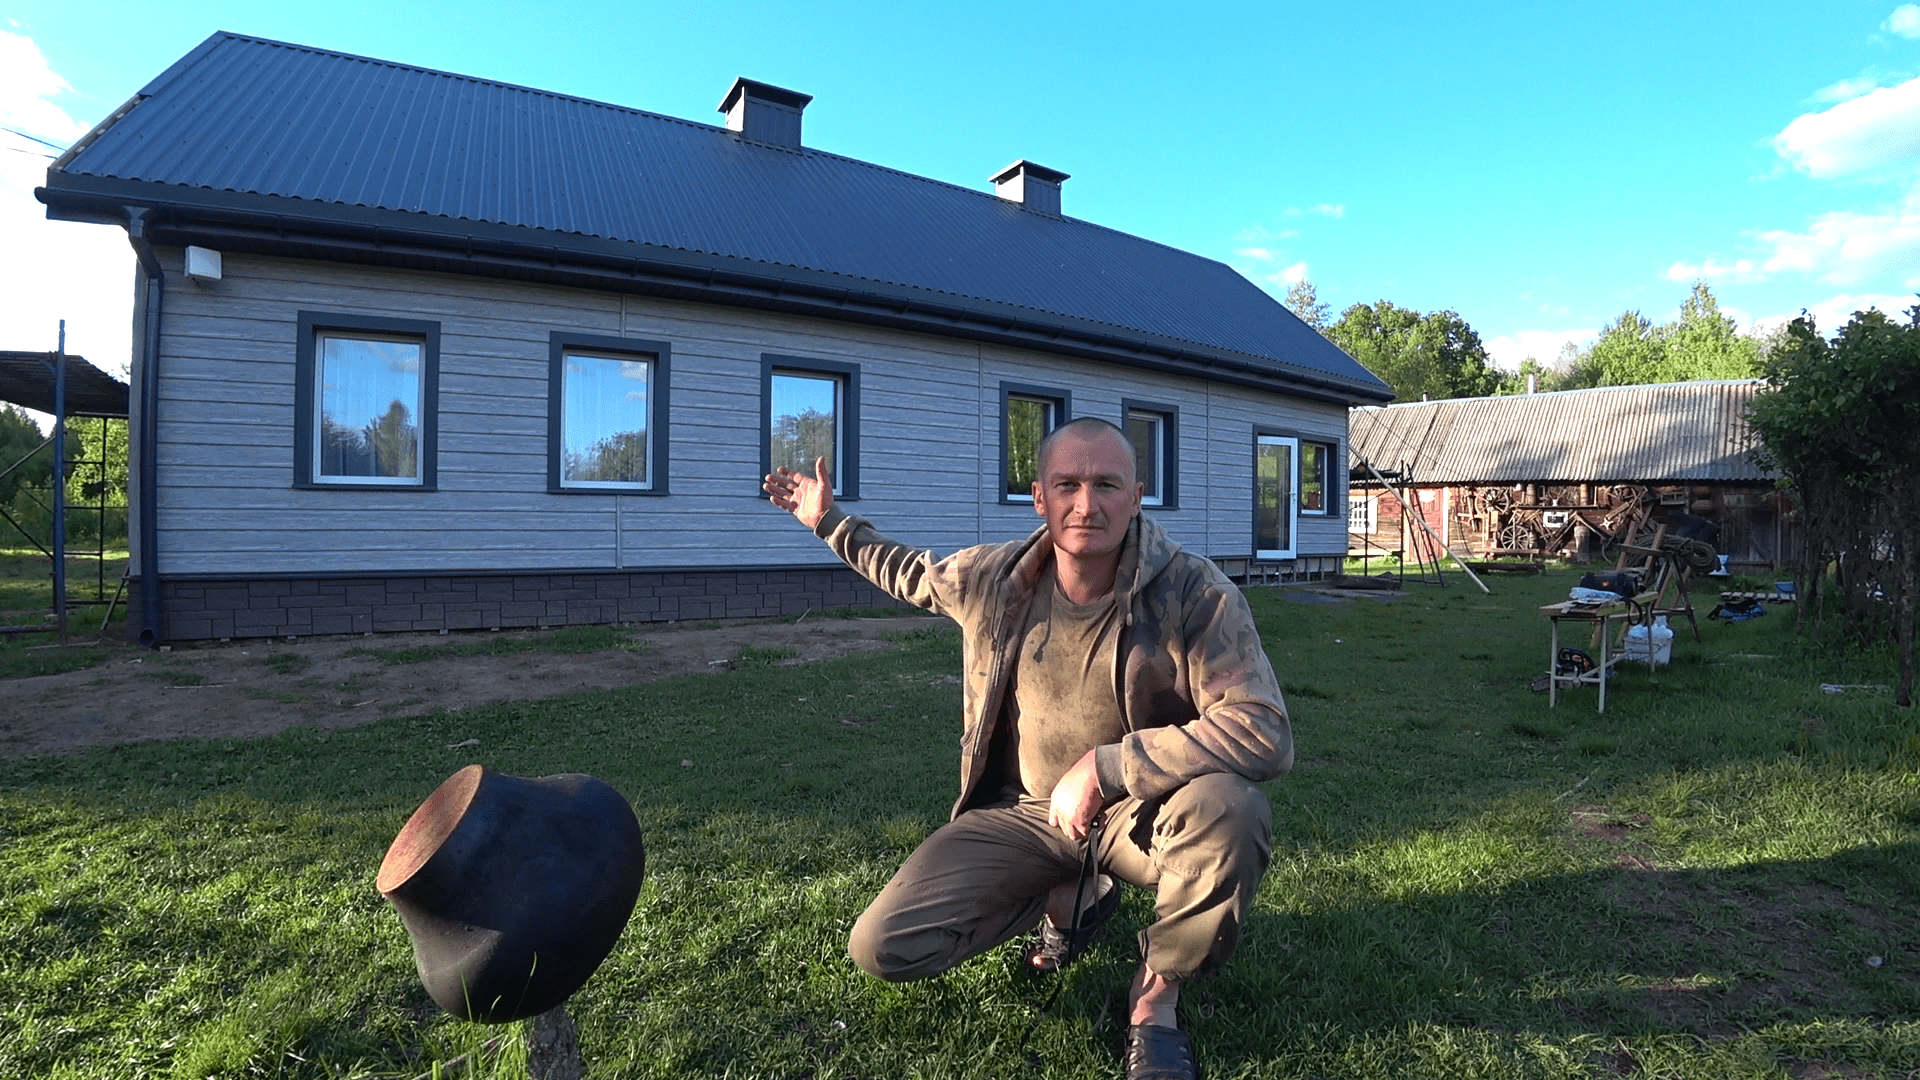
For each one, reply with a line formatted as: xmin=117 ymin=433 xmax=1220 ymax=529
xmin=1255 ymin=434 xmax=1297 ymax=560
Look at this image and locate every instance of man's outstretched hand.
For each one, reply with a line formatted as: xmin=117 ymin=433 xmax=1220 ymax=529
xmin=763 ymin=456 xmax=835 ymax=530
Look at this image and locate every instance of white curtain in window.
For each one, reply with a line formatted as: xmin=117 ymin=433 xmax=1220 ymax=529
xmin=319 ymin=336 xmax=421 ymax=479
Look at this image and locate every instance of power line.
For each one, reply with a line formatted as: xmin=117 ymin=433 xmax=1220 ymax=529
xmin=1 ymin=126 xmax=70 ymax=152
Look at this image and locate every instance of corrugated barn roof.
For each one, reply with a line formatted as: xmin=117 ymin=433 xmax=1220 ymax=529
xmin=1349 ymin=380 xmax=1772 ymax=483
xmin=42 ymin=32 xmax=1389 ymax=401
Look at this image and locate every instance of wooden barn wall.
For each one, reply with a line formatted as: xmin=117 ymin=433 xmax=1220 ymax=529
xmin=1346 ymin=482 xmax=1793 ymax=567
xmin=143 ymin=249 xmax=1352 ymax=577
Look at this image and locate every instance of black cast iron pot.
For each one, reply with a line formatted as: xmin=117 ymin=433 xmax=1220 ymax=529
xmin=377 ymin=765 xmax=646 ymax=1022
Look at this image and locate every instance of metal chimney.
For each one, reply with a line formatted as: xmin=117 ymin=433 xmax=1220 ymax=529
xmin=718 ymin=78 xmax=812 ymax=149
xmin=991 ymin=160 xmax=1069 ymax=216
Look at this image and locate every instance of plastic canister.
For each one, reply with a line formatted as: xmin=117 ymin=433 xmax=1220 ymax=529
xmin=1623 ymin=616 xmax=1675 ymax=665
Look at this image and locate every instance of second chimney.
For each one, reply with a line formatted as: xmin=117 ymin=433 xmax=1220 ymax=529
xmin=719 ymin=78 xmax=813 ymax=150
xmin=992 ymin=160 xmax=1070 ymax=216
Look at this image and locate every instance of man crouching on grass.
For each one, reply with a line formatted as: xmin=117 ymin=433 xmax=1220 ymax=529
xmin=763 ymin=417 xmax=1290 ymax=1080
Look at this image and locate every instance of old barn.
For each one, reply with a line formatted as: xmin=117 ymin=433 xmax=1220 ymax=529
xmin=1347 ymin=380 xmax=1793 ymax=569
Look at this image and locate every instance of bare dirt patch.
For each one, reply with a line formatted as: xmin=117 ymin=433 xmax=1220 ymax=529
xmin=0 ymin=614 xmax=949 ymax=758
xmin=1566 ymin=806 xmax=1657 ymax=871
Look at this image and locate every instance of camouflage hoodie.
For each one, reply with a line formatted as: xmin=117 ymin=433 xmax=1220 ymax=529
xmin=812 ymin=506 xmax=1293 ymax=819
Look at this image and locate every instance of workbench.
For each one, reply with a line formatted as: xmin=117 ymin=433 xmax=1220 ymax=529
xmin=1539 ymin=591 xmax=1659 ymax=712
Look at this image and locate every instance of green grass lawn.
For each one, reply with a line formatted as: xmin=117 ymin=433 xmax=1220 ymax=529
xmin=0 ymin=548 xmax=128 ymax=678
xmin=0 ymin=574 xmax=1914 ymax=1079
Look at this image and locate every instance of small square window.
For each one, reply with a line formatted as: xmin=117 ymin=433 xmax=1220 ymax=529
xmin=1001 ymin=382 xmax=1071 ymax=503
xmin=763 ymin=356 xmax=859 ymax=498
xmin=1122 ymin=400 xmax=1180 ymax=509
xmin=548 ymin=334 xmax=671 ymax=495
xmin=295 ymin=312 xmax=439 ymax=490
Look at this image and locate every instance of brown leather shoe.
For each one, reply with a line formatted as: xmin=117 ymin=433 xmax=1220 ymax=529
xmin=1125 ymin=1024 xmax=1196 ymax=1080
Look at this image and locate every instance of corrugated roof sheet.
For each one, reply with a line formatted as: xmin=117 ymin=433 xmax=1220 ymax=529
xmin=1349 ymin=380 xmax=1772 ymax=483
xmin=0 ymin=352 xmax=129 ymax=417
xmin=51 ymin=32 xmax=1386 ymax=397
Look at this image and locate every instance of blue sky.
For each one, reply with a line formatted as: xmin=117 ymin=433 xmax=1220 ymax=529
xmin=3 ymin=1 xmax=1917 ymax=384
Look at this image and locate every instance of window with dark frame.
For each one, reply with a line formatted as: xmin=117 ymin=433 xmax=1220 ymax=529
xmin=294 ymin=312 xmax=439 ymax=490
xmin=762 ymin=356 xmax=860 ymax=499
xmin=1300 ymin=441 xmax=1333 ymax=514
xmin=1000 ymin=382 xmax=1070 ymax=503
xmin=1122 ymin=400 xmax=1179 ymax=509
xmin=548 ymin=332 xmax=672 ymax=494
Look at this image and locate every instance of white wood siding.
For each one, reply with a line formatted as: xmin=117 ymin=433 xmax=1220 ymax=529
xmin=146 ymin=249 xmax=1352 ymax=575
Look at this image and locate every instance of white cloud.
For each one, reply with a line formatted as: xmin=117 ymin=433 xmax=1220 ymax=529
xmin=0 ymin=32 xmax=132 ymax=378
xmin=1261 ymin=261 xmax=1310 ymax=288
xmin=1773 ymin=75 xmax=1920 ymax=180
xmin=1812 ymin=76 xmax=1882 ymax=103
xmin=1484 ymin=328 xmax=1596 ymax=372
xmin=1753 ymin=189 xmax=1920 ymax=287
xmin=1667 ymin=77 xmax=1920 ymax=294
xmin=1235 ymin=246 xmax=1275 ymax=261
xmin=1310 ymin=203 xmax=1345 ymax=218
xmin=1747 ymin=292 xmax=1916 ymax=335
xmin=1663 ymin=257 xmax=1768 ymax=285
xmin=1887 ymin=3 xmax=1920 ymax=38
xmin=0 ymin=31 xmax=87 ymax=143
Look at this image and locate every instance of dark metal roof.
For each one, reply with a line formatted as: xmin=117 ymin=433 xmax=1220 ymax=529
xmin=0 ymin=352 xmax=130 ymax=417
xmin=41 ymin=32 xmax=1389 ymax=403
xmin=1349 ymin=380 xmax=1772 ymax=484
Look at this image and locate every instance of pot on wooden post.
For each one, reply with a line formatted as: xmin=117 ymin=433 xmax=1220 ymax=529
xmin=377 ymin=765 xmax=647 ymax=1023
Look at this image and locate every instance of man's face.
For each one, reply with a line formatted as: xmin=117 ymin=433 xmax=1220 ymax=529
xmin=1032 ymin=428 xmax=1143 ymax=561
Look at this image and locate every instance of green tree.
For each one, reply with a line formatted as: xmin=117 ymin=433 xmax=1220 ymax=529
xmin=1284 ymin=278 xmax=1330 ymax=331
xmin=1748 ymin=300 xmax=1920 ymax=706
xmin=566 ymin=430 xmax=648 ymax=484
xmin=1327 ymin=301 xmax=1499 ymax=401
xmin=1581 ymin=310 xmax=1667 ymax=386
xmin=0 ymin=405 xmax=49 ymax=504
xmin=59 ymin=416 xmax=129 ymax=544
xmin=770 ymin=408 xmax=836 ymax=480
xmin=0 ymin=413 xmax=127 ymax=548
xmin=1667 ymin=282 xmax=1761 ymax=380
xmin=1494 ymin=356 xmax=1565 ymax=395
xmin=1564 ymin=284 xmax=1765 ymax=388
xmin=364 ymin=401 xmax=419 ymax=479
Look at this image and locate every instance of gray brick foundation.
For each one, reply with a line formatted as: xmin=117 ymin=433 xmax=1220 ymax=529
xmin=129 ymin=566 xmax=907 ymax=642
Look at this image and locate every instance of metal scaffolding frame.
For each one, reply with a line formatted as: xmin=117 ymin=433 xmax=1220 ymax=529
xmin=0 ymin=323 xmax=132 ymax=642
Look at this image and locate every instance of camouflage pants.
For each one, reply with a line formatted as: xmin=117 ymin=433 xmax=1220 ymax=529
xmin=847 ymin=773 xmax=1271 ymax=983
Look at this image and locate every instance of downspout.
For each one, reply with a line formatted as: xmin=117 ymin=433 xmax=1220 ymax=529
xmin=125 ymin=208 xmax=164 ymax=647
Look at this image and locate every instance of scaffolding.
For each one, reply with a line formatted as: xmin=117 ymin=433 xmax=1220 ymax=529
xmin=0 ymin=323 xmax=131 ymax=643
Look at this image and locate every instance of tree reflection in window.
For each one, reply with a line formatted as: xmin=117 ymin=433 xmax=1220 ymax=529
xmin=1005 ymin=396 xmax=1053 ymax=499
xmin=318 ymin=335 xmax=421 ymax=480
xmin=562 ymin=352 xmax=651 ymax=486
xmin=770 ymin=371 xmax=838 ymax=493
xmin=1300 ymin=443 xmax=1326 ymax=513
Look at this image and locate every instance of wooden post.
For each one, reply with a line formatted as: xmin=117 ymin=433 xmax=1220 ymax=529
xmin=525 ymin=1006 xmax=584 ymax=1080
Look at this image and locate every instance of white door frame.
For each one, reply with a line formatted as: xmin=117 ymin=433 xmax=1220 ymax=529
xmin=1255 ymin=433 xmax=1298 ymax=560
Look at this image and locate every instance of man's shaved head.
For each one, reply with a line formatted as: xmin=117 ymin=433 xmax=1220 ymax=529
xmin=1036 ymin=417 xmax=1135 ymax=485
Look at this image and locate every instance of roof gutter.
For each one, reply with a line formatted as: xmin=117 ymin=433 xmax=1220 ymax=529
xmin=124 ymin=207 xmax=164 ymax=647
xmin=40 ymin=178 xmax=1394 ymax=406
